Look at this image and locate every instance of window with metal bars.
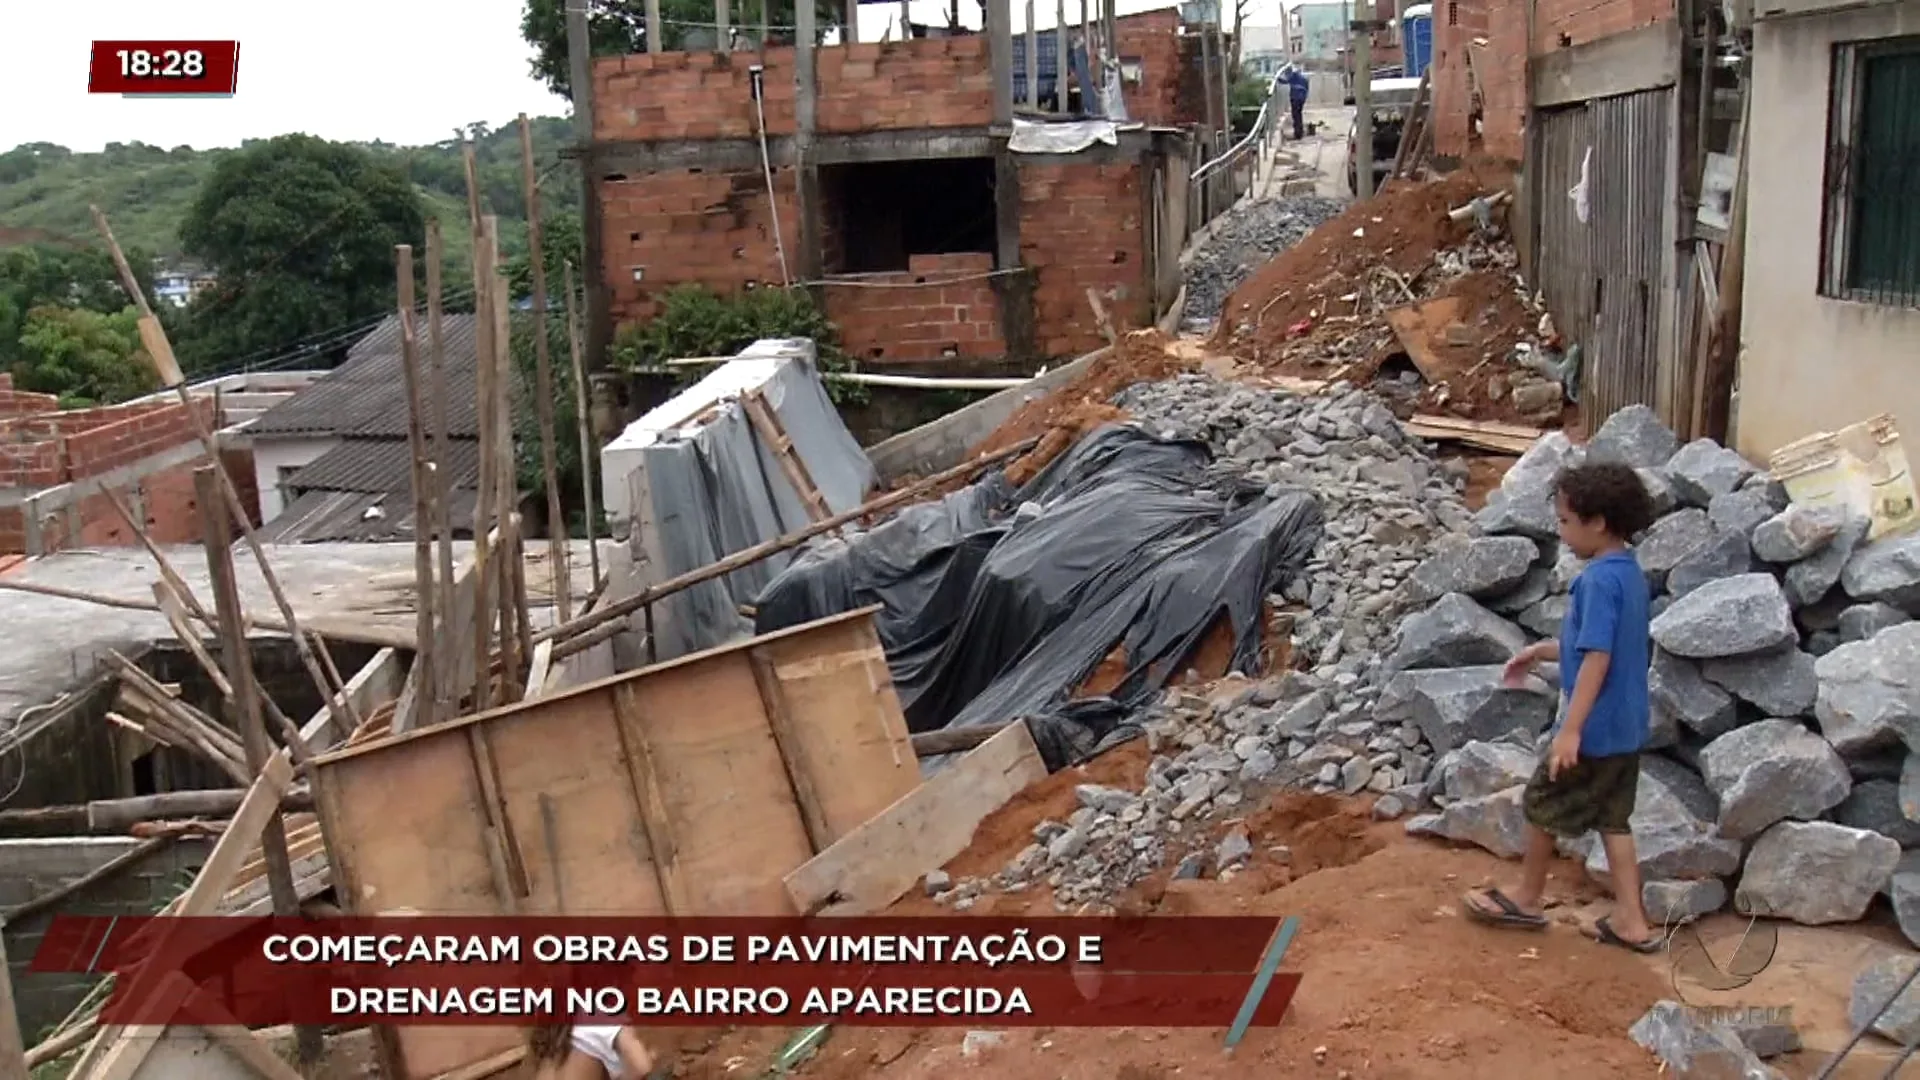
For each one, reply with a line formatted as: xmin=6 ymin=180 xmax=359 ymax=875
xmin=1821 ymin=37 xmax=1920 ymax=307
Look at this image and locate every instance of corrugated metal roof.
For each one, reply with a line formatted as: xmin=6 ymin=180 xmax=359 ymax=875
xmin=258 ymin=486 xmax=482 ymax=544
xmin=248 ymin=313 xmax=484 ymax=438
xmin=288 ymin=436 xmax=483 ymax=493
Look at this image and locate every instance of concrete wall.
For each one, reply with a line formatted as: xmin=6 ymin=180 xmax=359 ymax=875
xmin=1736 ymin=1 xmax=1920 ymax=460
xmin=250 ymin=435 xmax=336 ymax=522
xmin=1 ymin=835 xmax=211 ymax=1038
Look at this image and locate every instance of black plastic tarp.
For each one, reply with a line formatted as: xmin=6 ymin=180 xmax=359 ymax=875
xmin=752 ymin=424 xmax=1325 ymax=770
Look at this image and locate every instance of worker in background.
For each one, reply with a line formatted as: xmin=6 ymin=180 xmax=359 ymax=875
xmin=1284 ymin=64 xmax=1310 ymax=140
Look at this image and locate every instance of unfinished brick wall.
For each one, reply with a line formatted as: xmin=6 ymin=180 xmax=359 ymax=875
xmin=1117 ymin=11 xmax=1201 ymax=128
xmin=599 ymin=167 xmax=803 ymax=324
xmin=1535 ymin=0 xmax=1674 ymax=51
xmin=0 ymin=397 xmax=256 ymax=555
xmin=1431 ymin=0 xmax=1672 ymax=162
xmin=823 ymin=254 xmax=1006 ymax=364
xmin=1431 ymin=0 xmax=1529 ymax=161
xmin=1019 ymin=160 xmax=1146 ymax=359
xmin=591 ymin=38 xmax=993 ymax=143
xmin=0 ymin=374 xmax=60 ymax=420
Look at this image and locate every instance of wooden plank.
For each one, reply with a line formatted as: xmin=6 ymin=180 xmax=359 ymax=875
xmin=609 ymin=683 xmax=692 ymax=915
xmin=783 ymin=721 xmax=1047 ymax=917
xmin=311 ymin=611 xmax=911 ymax=1079
xmin=750 ymin=620 xmax=918 ymax=844
xmin=741 ymin=390 xmax=832 ymax=523
xmin=73 ymin=747 xmax=288 ymax=1080
xmin=1380 ymin=295 xmax=1465 ymax=384
xmin=316 ymin=607 xmax=888 ymax=766
xmin=1404 ymin=414 xmax=1541 ymax=454
xmin=748 ymin=651 xmax=832 ymax=854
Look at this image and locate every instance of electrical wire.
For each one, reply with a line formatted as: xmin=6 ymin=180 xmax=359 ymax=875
xmin=0 ymin=696 xmax=66 ymax=805
xmin=800 ymin=267 xmax=1027 ymax=288
xmin=749 ymin=67 xmax=793 ymax=287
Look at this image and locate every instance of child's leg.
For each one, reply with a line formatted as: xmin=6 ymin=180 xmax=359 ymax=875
xmin=1599 ymin=830 xmax=1656 ymax=942
xmin=1465 ymin=822 xmax=1555 ymax=922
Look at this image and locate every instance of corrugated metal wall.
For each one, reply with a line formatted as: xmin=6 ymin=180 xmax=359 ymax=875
xmin=1533 ymin=105 xmax=1595 ymax=354
xmin=1531 ymin=89 xmax=1674 ymax=429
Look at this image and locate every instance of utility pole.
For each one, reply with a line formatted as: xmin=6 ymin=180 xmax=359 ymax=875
xmin=1353 ymin=0 xmax=1375 ymax=199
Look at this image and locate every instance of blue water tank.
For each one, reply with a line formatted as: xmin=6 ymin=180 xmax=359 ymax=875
xmin=1403 ymin=4 xmax=1433 ymax=81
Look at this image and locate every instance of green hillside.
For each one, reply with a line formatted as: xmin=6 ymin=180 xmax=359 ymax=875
xmin=0 ymin=116 xmax=577 ymax=271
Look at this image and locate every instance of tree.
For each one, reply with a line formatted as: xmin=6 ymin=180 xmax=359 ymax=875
xmin=520 ymin=0 xmax=845 ymax=99
xmin=507 ymin=210 xmax=584 ymax=298
xmin=13 ymin=304 xmax=158 ymax=407
xmin=0 ymin=243 xmax=157 ymax=376
xmin=173 ymin=135 xmax=425 ymax=372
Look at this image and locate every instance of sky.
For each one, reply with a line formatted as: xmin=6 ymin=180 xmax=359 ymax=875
xmin=0 ymin=0 xmax=1292 ymax=153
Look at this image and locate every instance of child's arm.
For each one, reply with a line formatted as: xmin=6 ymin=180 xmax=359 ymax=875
xmin=614 ymin=1028 xmax=655 ymax=1078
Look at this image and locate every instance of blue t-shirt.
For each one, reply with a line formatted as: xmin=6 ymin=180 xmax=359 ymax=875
xmin=1556 ymin=550 xmax=1652 ymax=757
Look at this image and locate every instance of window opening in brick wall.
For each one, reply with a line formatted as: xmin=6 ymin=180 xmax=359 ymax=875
xmin=819 ymin=157 xmax=998 ymax=274
xmin=1821 ymin=37 xmax=1920 ymax=307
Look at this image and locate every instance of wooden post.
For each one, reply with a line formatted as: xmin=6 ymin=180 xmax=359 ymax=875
xmin=193 ymin=467 xmax=320 ymax=1065
xmin=1055 ymin=0 xmax=1068 ymax=113
xmin=1216 ymin=19 xmax=1232 ymax=141
xmin=490 ymin=263 xmax=523 ymax=689
xmin=1199 ymin=18 xmax=1219 ymax=137
xmin=845 ymin=0 xmax=858 ymax=42
xmin=425 ymin=220 xmax=459 ymax=720
xmin=990 ymin=0 xmax=1013 ymax=127
xmin=562 ymin=263 xmax=602 ymax=589
xmin=396 ymin=245 xmax=440 ymax=727
xmin=519 ymin=115 xmax=573 ymax=625
xmin=1080 ymin=0 xmax=1091 ymax=108
xmin=717 ymin=0 xmax=731 ymax=45
xmin=1025 ymin=0 xmax=1037 ymax=108
xmin=1354 ymin=0 xmax=1375 ymax=199
xmin=646 ymin=0 xmax=664 ymax=51
xmin=1102 ymin=0 xmax=1114 ymax=78
xmin=91 ymin=207 xmax=362 ymax=735
xmin=469 ymin=214 xmax=500 ymax=715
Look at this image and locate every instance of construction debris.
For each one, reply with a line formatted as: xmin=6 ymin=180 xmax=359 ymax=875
xmin=1208 ymin=165 xmax=1573 ymax=429
xmin=1181 ymin=194 xmax=1345 ymax=325
xmin=895 ymin=370 xmax=1478 ymax=907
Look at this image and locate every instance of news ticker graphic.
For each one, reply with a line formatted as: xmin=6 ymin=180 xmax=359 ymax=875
xmin=88 ymin=41 xmax=241 ymax=95
xmin=35 ymin=916 xmax=1303 ymax=1028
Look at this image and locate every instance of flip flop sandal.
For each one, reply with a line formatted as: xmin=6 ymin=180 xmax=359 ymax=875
xmin=1462 ymin=888 xmax=1548 ymax=930
xmin=1594 ymin=915 xmax=1665 ymax=954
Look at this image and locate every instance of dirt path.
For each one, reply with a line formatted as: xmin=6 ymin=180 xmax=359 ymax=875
xmin=669 ymin=780 xmax=1679 ymax=1079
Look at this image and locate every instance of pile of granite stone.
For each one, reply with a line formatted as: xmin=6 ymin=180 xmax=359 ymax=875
xmin=1388 ymin=403 xmax=1920 ymax=945
xmin=927 ymin=372 xmax=1477 ymax=912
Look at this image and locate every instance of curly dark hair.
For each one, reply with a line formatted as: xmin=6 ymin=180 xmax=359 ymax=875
xmin=1555 ymin=461 xmax=1657 ymax=539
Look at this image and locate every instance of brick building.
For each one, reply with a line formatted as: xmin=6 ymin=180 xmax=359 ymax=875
xmin=580 ymin=5 xmax=1229 ymax=370
xmin=0 ymin=373 xmax=257 ymax=555
xmin=1425 ymin=0 xmax=1742 ymax=439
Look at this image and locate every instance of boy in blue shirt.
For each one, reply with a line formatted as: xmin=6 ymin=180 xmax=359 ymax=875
xmin=1462 ymin=462 xmax=1662 ymax=953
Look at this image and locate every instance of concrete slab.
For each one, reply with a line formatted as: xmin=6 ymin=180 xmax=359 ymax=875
xmin=0 ymin=539 xmax=611 ymax=726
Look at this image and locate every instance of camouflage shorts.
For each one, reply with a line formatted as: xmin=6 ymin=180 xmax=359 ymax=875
xmin=1522 ymin=751 xmax=1640 ymax=837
